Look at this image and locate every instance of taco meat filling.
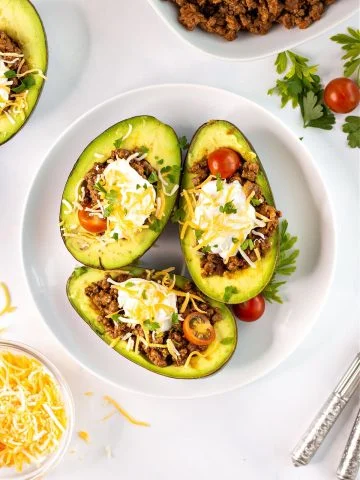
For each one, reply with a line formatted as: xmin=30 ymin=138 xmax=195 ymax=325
xmin=188 ymin=156 xmax=281 ymax=277
xmin=85 ymin=272 xmax=222 ymax=368
xmin=166 ymin=0 xmax=336 ymax=41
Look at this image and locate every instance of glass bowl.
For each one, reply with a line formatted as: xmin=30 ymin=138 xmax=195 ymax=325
xmin=0 ymin=340 xmax=75 ymax=480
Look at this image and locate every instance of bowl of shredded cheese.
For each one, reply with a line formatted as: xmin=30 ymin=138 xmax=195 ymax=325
xmin=0 ymin=341 xmax=74 ymax=479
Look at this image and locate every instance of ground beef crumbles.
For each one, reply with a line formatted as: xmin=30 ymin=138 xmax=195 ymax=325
xmin=189 ymin=156 xmax=281 ymax=277
xmin=166 ymin=0 xmax=336 ymax=40
xmin=85 ymin=273 xmax=222 ymax=368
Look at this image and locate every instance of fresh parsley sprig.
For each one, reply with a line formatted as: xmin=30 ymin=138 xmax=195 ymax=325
xmin=268 ymin=51 xmax=335 ymax=130
xmin=331 ymin=28 xmax=360 ymax=85
xmin=262 ymin=220 xmax=299 ymax=304
xmin=343 ymin=116 xmax=360 ymax=148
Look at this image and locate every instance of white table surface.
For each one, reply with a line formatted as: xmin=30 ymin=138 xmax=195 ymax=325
xmin=1 ymin=1 xmax=359 ymax=479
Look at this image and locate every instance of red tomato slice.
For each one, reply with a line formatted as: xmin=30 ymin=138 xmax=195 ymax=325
xmin=78 ymin=208 xmax=107 ymax=234
xmin=182 ymin=312 xmax=215 ymax=346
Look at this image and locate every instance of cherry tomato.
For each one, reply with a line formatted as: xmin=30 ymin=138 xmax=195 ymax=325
xmin=207 ymin=147 xmax=241 ymax=179
xmin=182 ymin=312 xmax=215 ymax=346
xmin=232 ymin=294 xmax=265 ymax=322
xmin=78 ymin=208 xmax=107 ymax=234
xmin=324 ymin=78 xmax=360 ymax=114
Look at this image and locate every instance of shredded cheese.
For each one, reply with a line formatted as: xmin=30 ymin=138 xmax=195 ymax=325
xmin=103 ymin=396 xmax=150 ymax=427
xmin=84 ymin=391 xmax=94 ymax=397
xmin=0 ymin=282 xmax=16 ymax=316
xmin=0 ymin=352 xmax=67 ymax=472
xmin=78 ymin=431 xmax=90 ymax=443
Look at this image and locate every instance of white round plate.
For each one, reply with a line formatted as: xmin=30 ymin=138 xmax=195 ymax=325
xmin=22 ymin=84 xmax=335 ymax=398
xmin=147 ymin=0 xmax=358 ymax=61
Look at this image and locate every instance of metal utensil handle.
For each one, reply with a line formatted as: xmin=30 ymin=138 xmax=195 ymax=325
xmin=292 ymin=393 xmax=347 ymax=466
xmin=337 ymin=407 xmax=360 ymax=480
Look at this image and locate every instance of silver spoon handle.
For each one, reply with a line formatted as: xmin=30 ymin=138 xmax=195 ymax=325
xmin=337 ymin=406 xmax=360 ymax=480
xmin=292 ymin=393 xmax=347 ymax=466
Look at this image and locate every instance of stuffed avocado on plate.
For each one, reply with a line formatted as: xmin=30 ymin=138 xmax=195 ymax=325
xmin=60 ymin=116 xmax=181 ymax=269
xmin=0 ymin=0 xmax=47 ymax=145
xmin=67 ymin=266 xmax=236 ymax=379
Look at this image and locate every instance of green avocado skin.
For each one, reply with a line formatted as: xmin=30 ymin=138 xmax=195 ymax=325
xmin=0 ymin=0 xmax=48 ymax=145
xmin=66 ymin=266 xmax=237 ymax=379
xmin=60 ymin=116 xmax=181 ymax=269
xmin=179 ymin=120 xmax=279 ymax=304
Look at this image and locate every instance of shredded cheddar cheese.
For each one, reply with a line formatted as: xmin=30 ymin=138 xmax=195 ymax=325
xmin=78 ymin=431 xmax=90 ymax=443
xmin=0 ymin=352 xmax=67 ymax=472
xmin=103 ymin=396 xmax=150 ymax=427
xmin=0 ymin=282 xmax=16 ymax=316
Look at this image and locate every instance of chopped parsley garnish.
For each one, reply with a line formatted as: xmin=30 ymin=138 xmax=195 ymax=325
xmin=22 ymin=74 xmax=35 ymax=88
xmin=149 ymin=218 xmax=162 ymax=232
xmin=4 ymin=70 xmax=16 ymax=79
xmin=105 ymin=189 xmax=118 ymax=202
xmin=160 ymin=166 xmax=171 ymax=174
xmin=148 ymin=171 xmax=158 ymax=184
xmin=342 ymin=116 xmax=360 ymax=148
xmin=223 ymin=286 xmax=238 ymax=303
xmin=331 ymin=28 xmax=360 ymax=84
xmin=167 ymin=174 xmax=176 ymax=184
xmin=112 ymin=233 xmax=119 ymax=241
xmin=103 ymin=206 xmax=113 ymax=218
xmin=143 ymin=184 xmax=148 ymax=190
xmin=220 ymin=337 xmax=234 ymax=345
xmin=157 ymin=158 xmax=164 ymax=165
xmin=194 ymin=229 xmax=204 ymax=241
xmin=268 ymin=50 xmax=335 ymax=130
xmin=251 ymin=198 xmax=261 ymax=207
xmin=111 ymin=314 xmax=121 ymax=322
xmin=136 ymin=184 xmax=141 ymax=190
xmin=171 ymin=312 xmax=179 ymax=325
xmin=219 ymin=201 xmax=237 ymax=215
xmin=10 ymin=74 xmax=35 ymax=93
xmin=139 ymin=145 xmax=149 ymax=154
xmin=241 ymin=238 xmax=254 ymax=251
xmin=125 ymin=282 xmax=134 ymax=287
xmin=201 ymin=245 xmax=212 ymax=254
xmin=143 ymin=319 xmax=160 ymax=331
xmin=216 ymin=173 xmax=223 ymax=192
xmin=113 ymin=138 xmax=123 ymax=149
xmin=262 ymin=220 xmax=299 ymax=303
xmin=231 ymin=237 xmax=239 ymax=244
xmin=11 ymin=83 xmax=26 ymax=94
xmin=299 ymin=137 xmax=304 ymax=141
xmin=94 ymin=182 xmax=107 ymax=194
xmin=171 ymin=207 xmax=186 ymax=223
xmin=178 ymin=135 xmax=189 ymax=151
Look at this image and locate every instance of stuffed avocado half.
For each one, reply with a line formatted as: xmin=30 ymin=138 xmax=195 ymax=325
xmin=179 ymin=120 xmax=280 ymax=304
xmin=0 ymin=0 xmax=47 ymax=145
xmin=67 ymin=266 xmax=237 ymax=379
xmin=60 ymin=116 xmax=181 ymax=269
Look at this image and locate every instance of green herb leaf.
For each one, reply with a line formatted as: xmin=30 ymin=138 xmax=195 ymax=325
xmin=103 ymin=206 xmax=113 ymax=218
xmin=114 ymin=138 xmax=123 ymax=149
xmin=223 ymin=286 xmax=238 ymax=303
xmin=143 ymin=319 xmax=160 ymax=331
xmin=73 ymin=266 xmax=88 ymax=278
xmin=262 ymin=220 xmax=299 ymax=303
xmin=112 ymin=233 xmax=119 ymax=241
xmin=331 ymin=28 xmax=360 ymax=85
xmin=4 ymin=70 xmax=16 ymax=79
xmin=111 ymin=314 xmax=122 ymax=322
xmin=105 ymin=189 xmax=118 ymax=202
xmin=251 ymin=198 xmax=261 ymax=207
xmin=143 ymin=183 xmax=148 ymax=189
xmin=149 ymin=218 xmax=162 ymax=232
xmin=171 ymin=207 xmax=186 ymax=223
xmin=220 ymin=337 xmax=234 ymax=345
xmin=125 ymin=282 xmax=134 ymax=287
xmin=136 ymin=184 xmax=141 ymax=190
xmin=302 ymin=90 xmax=335 ymax=130
xmin=219 ymin=201 xmax=237 ymax=215
xmin=94 ymin=182 xmax=107 ymax=194
xmin=160 ymin=166 xmax=171 ymax=174
xmin=148 ymin=171 xmax=158 ymax=184
xmin=201 ymin=245 xmax=212 ymax=254
xmin=179 ymin=135 xmax=189 ymax=150
xmin=171 ymin=312 xmax=179 ymax=325
xmin=11 ymin=83 xmax=26 ymax=93
xmin=216 ymin=173 xmax=223 ymax=192
xmin=22 ymin=74 xmax=35 ymax=88
xmin=195 ymin=229 xmax=204 ymax=241
xmin=232 ymin=237 xmax=239 ymax=244
xmin=157 ymin=158 xmax=164 ymax=165
xmin=139 ymin=145 xmax=149 ymax=154
xmin=275 ymin=52 xmax=288 ymax=74
xmin=342 ymin=116 xmax=360 ymax=148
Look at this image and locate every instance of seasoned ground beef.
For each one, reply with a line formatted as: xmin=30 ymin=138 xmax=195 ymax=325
xmin=85 ymin=273 xmax=221 ymax=368
xmin=81 ymin=148 xmax=156 ymax=209
xmin=190 ymin=155 xmax=281 ymax=276
xmin=0 ymin=31 xmax=29 ymax=103
xmin=166 ymin=0 xmax=335 ymax=41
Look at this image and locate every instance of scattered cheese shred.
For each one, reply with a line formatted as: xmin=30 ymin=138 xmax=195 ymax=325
xmin=83 ymin=391 xmax=94 ymax=397
xmin=0 ymin=352 xmax=67 ymax=472
xmin=105 ymin=445 xmax=113 ymax=458
xmin=78 ymin=431 xmax=90 ymax=443
xmin=109 ymin=336 xmax=121 ymax=349
xmin=0 ymin=282 xmax=16 ymax=316
xmin=103 ymin=396 xmax=150 ymax=427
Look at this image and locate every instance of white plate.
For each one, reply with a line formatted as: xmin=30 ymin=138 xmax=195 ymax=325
xmin=147 ymin=0 xmax=358 ymax=61
xmin=22 ymin=84 xmax=335 ymax=398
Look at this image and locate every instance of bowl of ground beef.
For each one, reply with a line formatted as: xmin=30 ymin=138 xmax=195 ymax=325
xmin=148 ymin=0 xmax=358 ymax=60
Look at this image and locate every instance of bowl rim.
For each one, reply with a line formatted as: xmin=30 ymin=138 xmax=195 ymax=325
xmin=0 ymin=340 xmax=75 ymax=480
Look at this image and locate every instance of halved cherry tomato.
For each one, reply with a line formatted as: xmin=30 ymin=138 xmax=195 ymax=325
xmin=182 ymin=312 xmax=215 ymax=346
xmin=324 ymin=78 xmax=360 ymax=114
xmin=233 ymin=294 xmax=265 ymax=322
xmin=78 ymin=208 xmax=107 ymax=234
xmin=207 ymin=147 xmax=241 ymax=179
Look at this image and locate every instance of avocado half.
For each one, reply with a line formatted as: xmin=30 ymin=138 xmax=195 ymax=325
xmin=179 ymin=120 xmax=279 ymax=304
xmin=60 ymin=116 xmax=181 ymax=269
xmin=66 ymin=266 xmax=237 ymax=379
xmin=0 ymin=0 xmax=48 ymax=145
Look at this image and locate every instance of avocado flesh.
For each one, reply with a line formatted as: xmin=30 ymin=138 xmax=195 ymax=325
xmin=180 ymin=120 xmax=279 ymax=304
xmin=60 ymin=116 xmax=181 ymax=269
xmin=66 ymin=266 xmax=237 ymax=379
xmin=0 ymin=0 xmax=47 ymax=145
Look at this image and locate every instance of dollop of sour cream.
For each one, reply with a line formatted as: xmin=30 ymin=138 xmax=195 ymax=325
xmin=102 ymin=158 xmax=156 ymax=239
xmin=115 ymin=278 xmax=177 ymax=332
xmin=192 ymin=179 xmax=256 ymax=260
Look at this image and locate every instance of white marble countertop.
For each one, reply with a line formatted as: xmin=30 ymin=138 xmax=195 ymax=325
xmin=0 ymin=1 xmax=359 ymax=478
